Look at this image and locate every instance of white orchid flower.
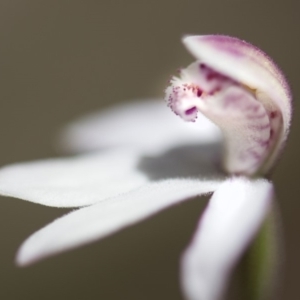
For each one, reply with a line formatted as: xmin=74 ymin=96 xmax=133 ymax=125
xmin=0 ymin=35 xmax=291 ymax=300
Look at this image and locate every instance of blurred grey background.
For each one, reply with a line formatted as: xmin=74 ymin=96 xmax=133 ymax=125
xmin=0 ymin=1 xmax=298 ymax=299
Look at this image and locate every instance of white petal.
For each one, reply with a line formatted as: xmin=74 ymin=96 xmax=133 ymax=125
xmin=59 ymin=99 xmax=221 ymax=155
xmin=16 ymin=178 xmax=221 ymax=266
xmin=0 ymin=149 xmax=148 ymax=207
xmin=183 ymin=35 xmax=292 ymax=174
xmin=181 ymin=177 xmax=273 ymax=300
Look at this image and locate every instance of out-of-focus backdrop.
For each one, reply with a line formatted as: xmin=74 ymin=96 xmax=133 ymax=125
xmin=0 ymin=1 xmax=299 ymax=299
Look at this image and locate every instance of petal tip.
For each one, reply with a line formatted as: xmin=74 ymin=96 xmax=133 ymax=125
xmin=15 ymin=242 xmax=42 ymax=267
xmin=15 ymin=251 xmax=31 ymax=267
xmin=182 ymin=34 xmax=204 ymax=46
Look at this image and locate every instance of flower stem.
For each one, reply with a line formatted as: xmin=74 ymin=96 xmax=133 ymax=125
xmin=241 ymin=203 xmax=282 ymax=300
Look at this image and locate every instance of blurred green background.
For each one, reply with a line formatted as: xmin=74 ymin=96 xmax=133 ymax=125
xmin=0 ymin=1 xmax=298 ymax=299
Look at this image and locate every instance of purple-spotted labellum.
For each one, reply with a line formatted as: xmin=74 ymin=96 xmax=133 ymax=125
xmin=165 ymin=35 xmax=291 ymax=176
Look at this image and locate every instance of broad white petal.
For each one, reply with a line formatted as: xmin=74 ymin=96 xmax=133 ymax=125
xmin=59 ymin=99 xmax=221 ymax=155
xmin=0 ymin=149 xmax=148 ymax=207
xmin=181 ymin=177 xmax=273 ymax=300
xmin=16 ymin=178 xmax=221 ymax=266
xmin=183 ymin=35 xmax=292 ymax=174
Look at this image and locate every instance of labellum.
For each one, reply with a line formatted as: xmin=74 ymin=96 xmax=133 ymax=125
xmin=165 ymin=35 xmax=292 ymax=176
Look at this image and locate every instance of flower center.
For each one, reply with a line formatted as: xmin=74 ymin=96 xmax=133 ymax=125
xmin=165 ymin=62 xmax=282 ymax=176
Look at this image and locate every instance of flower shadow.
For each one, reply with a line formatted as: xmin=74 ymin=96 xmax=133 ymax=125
xmin=137 ymin=142 xmax=224 ymax=180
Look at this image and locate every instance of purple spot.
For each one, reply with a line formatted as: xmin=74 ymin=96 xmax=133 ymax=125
xmin=185 ymin=107 xmax=197 ymax=115
xmin=197 ymin=89 xmax=203 ymax=97
xmin=207 ymin=73 xmax=218 ymax=81
xmin=270 ymin=111 xmax=278 ymax=119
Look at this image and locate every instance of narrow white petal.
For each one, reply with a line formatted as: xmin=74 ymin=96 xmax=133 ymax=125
xmin=16 ymin=178 xmax=221 ymax=266
xmin=181 ymin=177 xmax=273 ymax=300
xmin=0 ymin=149 xmax=148 ymax=207
xmin=59 ymin=99 xmax=221 ymax=155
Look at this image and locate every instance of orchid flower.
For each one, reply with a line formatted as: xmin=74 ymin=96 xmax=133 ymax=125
xmin=0 ymin=35 xmax=291 ymax=300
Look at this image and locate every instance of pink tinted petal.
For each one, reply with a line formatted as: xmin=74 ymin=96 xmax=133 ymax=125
xmin=201 ymin=85 xmax=273 ymax=175
xmin=16 ymin=178 xmax=221 ymax=266
xmin=183 ymin=35 xmax=291 ymax=115
xmin=0 ymin=149 xmax=148 ymax=207
xmin=183 ymin=35 xmax=292 ymax=174
xmin=181 ymin=177 xmax=273 ymax=300
xmin=59 ymin=99 xmax=221 ymax=155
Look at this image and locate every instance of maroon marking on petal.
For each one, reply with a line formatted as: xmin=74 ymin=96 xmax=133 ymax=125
xmin=197 ymin=89 xmax=203 ymax=97
xmin=207 ymin=73 xmax=219 ymax=81
xmin=198 ymin=61 xmax=240 ymax=97
xmin=185 ymin=107 xmax=197 ymax=115
xmin=208 ymin=86 xmax=222 ymax=95
xmin=256 ymin=138 xmax=270 ymax=148
xmin=270 ymin=111 xmax=278 ymax=119
xmin=199 ymin=63 xmax=230 ymax=81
